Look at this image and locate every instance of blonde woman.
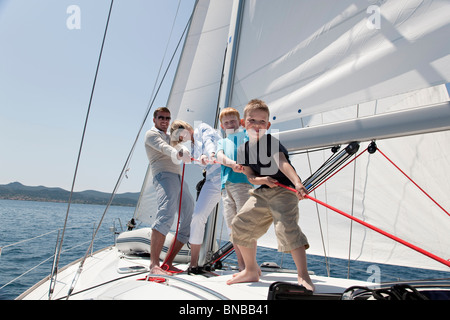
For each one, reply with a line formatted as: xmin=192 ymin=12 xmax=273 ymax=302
xmin=170 ymin=120 xmax=222 ymax=273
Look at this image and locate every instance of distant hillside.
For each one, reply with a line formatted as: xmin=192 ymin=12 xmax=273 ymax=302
xmin=0 ymin=182 xmax=140 ymax=207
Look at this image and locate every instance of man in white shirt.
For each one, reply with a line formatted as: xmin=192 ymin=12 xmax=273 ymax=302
xmin=145 ymin=107 xmax=194 ymax=275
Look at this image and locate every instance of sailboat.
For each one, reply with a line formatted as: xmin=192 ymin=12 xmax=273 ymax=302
xmin=17 ymin=0 xmax=450 ymax=300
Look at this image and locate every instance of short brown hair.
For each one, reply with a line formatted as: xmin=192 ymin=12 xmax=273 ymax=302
xmin=153 ymin=107 xmax=170 ymax=118
xmin=243 ymin=99 xmax=269 ymax=119
xmin=219 ymin=107 xmax=241 ymax=123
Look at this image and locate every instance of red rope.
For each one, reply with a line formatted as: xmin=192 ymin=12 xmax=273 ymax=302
xmin=161 ymin=162 xmax=185 ymax=271
xmin=376 ymin=148 xmax=450 ymax=217
xmin=275 ymin=182 xmax=450 ymax=268
xmin=190 ymin=157 xmax=220 ymax=164
xmin=138 ymin=276 xmax=166 ymax=283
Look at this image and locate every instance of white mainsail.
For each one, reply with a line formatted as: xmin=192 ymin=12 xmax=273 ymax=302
xmin=137 ymin=0 xmax=450 ymax=273
xmin=228 ymin=0 xmax=450 ymax=121
xmin=223 ymin=0 xmax=450 ymax=272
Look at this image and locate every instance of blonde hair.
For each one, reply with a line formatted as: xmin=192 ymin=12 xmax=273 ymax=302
xmin=219 ymin=107 xmax=241 ymax=122
xmin=169 ymin=120 xmax=194 ymax=146
xmin=243 ymin=99 xmax=270 ymax=119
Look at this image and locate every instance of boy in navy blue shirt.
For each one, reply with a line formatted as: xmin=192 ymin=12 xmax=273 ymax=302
xmin=227 ymin=99 xmax=314 ymax=292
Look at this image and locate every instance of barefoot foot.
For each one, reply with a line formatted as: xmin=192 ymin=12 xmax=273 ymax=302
xmin=298 ymin=276 xmax=315 ymax=292
xmin=150 ymin=265 xmax=173 ymax=276
xmin=227 ymin=269 xmax=260 ymax=285
xmin=234 ymin=267 xmax=261 ymax=277
xmin=162 ymin=264 xmax=183 ymax=274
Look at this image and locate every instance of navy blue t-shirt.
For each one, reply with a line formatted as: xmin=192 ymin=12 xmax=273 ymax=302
xmin=237 ymin=134 xmax=299 ymax=189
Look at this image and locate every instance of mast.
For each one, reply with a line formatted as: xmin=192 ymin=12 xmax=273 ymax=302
xmin=220 ymin=0 xmax=245 ymax=113
xmin=201 ymin=0 xmax=246 ymax=265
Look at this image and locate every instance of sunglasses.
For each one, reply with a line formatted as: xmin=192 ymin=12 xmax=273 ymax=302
xmin=157 ymin=116 xmax=171 ymax=121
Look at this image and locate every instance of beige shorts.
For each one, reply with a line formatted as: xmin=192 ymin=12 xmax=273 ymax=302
xmin=221 ymin=183 xmax=253 ymax=230
xmin=231 ymin=186 xmax=309 ymax=253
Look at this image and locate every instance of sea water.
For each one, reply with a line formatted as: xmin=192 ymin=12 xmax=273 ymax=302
xmin=0 ymin=199 xmax=134 ymax=300
xmin=1 ymin=199 xmax=449 ymax=300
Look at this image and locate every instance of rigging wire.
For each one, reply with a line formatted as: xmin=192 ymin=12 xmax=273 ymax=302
xmin=346 ymin=150 xmax=358 ymax=279
xmin=0 ymin=229 xmax=59 ymax=257
xmin=48 ymin=0 xmax=115 ymax=300
xmin=145 ymin=0 xmax=182 ymax=117
xmin=347 ymin=103 xmax=361 ymax=280
xmin=299 ymin=119 xmax=331 ymax=276
xmin=161 ymin=163 xmax=185 ymax=272
xmin=376 ymin=147 xmax=450 ymax=218
xmin=0 ymin=229 xmax=111 ymax=293
xmin=64 ymin=2 xmax=195 ymax=299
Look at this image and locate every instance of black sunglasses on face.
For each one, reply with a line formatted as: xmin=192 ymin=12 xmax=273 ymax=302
xmin=157 ymin=116 xmax=171 ymax=121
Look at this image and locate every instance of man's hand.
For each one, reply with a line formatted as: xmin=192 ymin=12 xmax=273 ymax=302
xmin=177 ymin=148 xmax=191 ymax=163
xmin=200 ymin=154 xmax=209 ymax=165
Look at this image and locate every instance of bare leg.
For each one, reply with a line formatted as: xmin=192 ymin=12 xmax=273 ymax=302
xmin=163 ymin=239 xmax=186 ymax=272
xmin=232 ymin=241 xmax=261 ymax=275
xmin=189 ymin=244 xmax=201 ymax=268
xmin=150 ymin=230 xmax=172 ymax=275
xmin=234 ymin=244 xmax=245 ymax=271
xmin=291 ymin=246 xmax=315 ymax=292
xmin=227 ymin=244 xmax=259 ymax=285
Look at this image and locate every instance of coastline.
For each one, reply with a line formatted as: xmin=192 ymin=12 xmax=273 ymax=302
xmin=0 ymin=182 xmax=139 ymax=207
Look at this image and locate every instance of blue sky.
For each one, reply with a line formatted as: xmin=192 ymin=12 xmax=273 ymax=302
xmin=0 ymin=0 xmax=195 ymax=192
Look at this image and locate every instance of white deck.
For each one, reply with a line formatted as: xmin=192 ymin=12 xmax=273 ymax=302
xmin=17 ymin=246 xmax=376 ymax=300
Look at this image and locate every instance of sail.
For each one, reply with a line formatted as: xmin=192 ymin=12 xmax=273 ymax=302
xmin=223 ymin=0 xmax=450 ymax=272
xmin=167 ymin=0 xmax=234 ymax=127
xmin=257 ymin=86 xmax=450 ymax=272
xmin=137 ymin=0 xmax=450 ymax=272
xmin=228 ymin=0 xmax=450 ymax=123
xmin=134 ymin=0 xmax=234 ymax=226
